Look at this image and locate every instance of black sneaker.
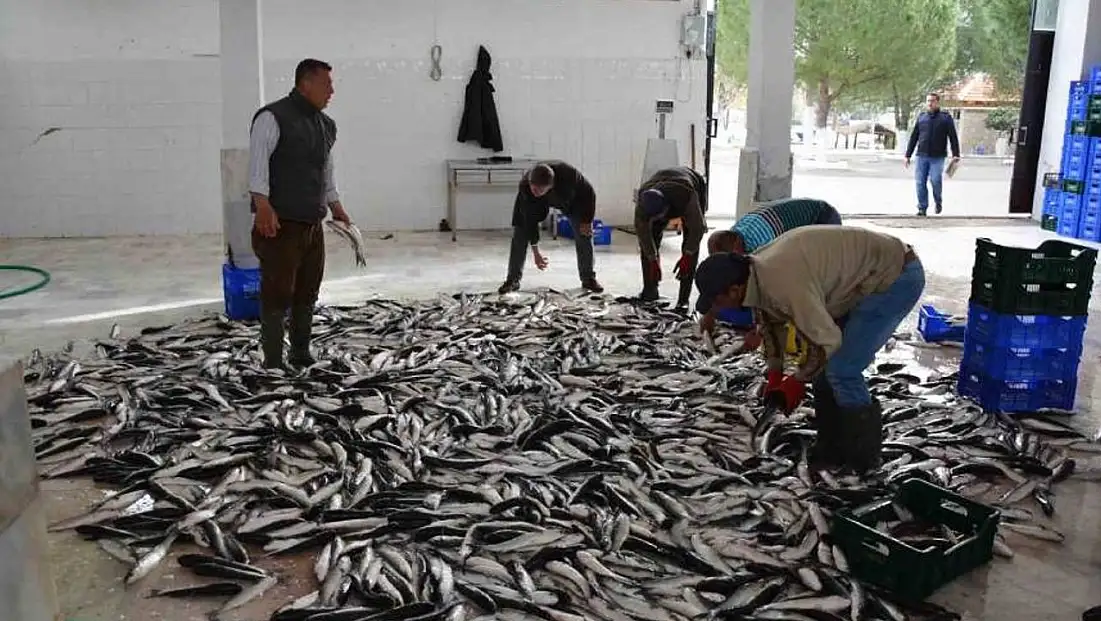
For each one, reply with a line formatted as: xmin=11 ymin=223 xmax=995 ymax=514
xmin=917 ymin=209 xmax=928 ymax=217
xmin=581 ymin=278 xmax=604 ymax=293
xmin=935 ymin=204 xmax=943 ymax=214
xmin=1083 ymin=605 xmax=1101 ymax=621
xmin=497 ymin=280 xmax=520 ymax=294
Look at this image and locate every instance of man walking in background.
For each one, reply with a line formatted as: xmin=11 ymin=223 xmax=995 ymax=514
xmin=498 ymin=160 xmax=604 ymax=295
xmin=904 ymin=92 xmax=961 ymax=216
xmin=249 ymin=58 xmax=353 ymax=370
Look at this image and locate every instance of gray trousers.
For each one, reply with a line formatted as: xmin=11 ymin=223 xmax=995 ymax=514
xmin=507 ymin=216 xmax=595 ymax=282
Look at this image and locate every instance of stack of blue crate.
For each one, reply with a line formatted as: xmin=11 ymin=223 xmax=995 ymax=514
xmin=957 ymin=237 xmax=1096 ymax=413
xmin=1052 ymin=67 xmax=1101 ymax=240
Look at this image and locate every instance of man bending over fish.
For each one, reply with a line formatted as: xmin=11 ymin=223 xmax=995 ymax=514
xmin=693 ymin=225 xmax=925 ymax=473
xmin=634 ymin=166 xmax=709 ymax=310
xmin=700 ymin=197 xmax=844 ymax=337
xmin=498 ymin=161 xmax=605 ymax=295
xmin=249 ymin=58 xmax=352 ymax=370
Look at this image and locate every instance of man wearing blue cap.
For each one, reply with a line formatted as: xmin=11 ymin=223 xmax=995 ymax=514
xmin=693 ymin=225 xmax=925 ymax=473
xmin=634 ymin=166 xmax=709 ymax=309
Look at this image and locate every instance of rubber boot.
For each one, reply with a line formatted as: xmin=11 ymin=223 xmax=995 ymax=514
xmin=809 ymin=379 xmax=844 ymax=469
xmin=638 ymin=257 xmax=659 ymax=302
xmin=675 ymin=262 xmax=697 ymax=310
xmin=841 ymin=399 xmax=884 ymax=475
xmin=259 ymin=309 xmax=286 ymax=369
xmin=287 ymin=304 xmax=317 ymax=368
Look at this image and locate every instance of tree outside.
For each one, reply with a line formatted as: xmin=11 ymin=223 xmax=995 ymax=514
xmin=714 ymin=0 xmax=1032 ymax=138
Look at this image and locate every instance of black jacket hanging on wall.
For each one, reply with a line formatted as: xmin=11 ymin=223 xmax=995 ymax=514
xmin=457 ymin=45 xmax=504 ymax=152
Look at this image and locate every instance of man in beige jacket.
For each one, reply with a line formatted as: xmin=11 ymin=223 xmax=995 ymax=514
xmin=694 ymin=225 xmax=925 ymax=473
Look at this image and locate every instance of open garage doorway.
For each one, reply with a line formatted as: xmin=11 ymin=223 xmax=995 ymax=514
xmin=704 ymin=0 xmax=1032 ymax=221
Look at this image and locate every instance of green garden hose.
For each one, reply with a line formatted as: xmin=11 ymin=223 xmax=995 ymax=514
xmin=0 ymin=265 xmax=51 ymax=300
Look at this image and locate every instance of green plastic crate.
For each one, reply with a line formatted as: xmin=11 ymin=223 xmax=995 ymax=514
xmin=1063 ymin=179 xmax=1086 ymax=195
xmin=972 ymin=237 xmax=1097 ymax=286
xmin=969 ymin=237 xmax=1096 ymax=315
xmin=832 ymin=478 xmax=1000 ymax=603
xmin=1068 ymin=120 xmax=1101 ymax=137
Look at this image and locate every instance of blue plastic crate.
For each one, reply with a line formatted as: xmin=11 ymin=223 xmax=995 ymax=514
xmin=966 ymin=302 xmax=1088 ymax=349
xmin=1043 ymin=188 xmax=1063 ymax=215
xmin=957 ymin=368 xmax=1077 ymax=413
xmin=717 ymin=306 xmax=755 ymax=328
xmin=1091 ymin=65 xmax=1101 ymax=91
xmin=1078 ymin=207 xmax=1101 ymax=242
xmin=1070 ymin=80 xmax=1089 ymax=103
xmin=555 ymin=217 xmax=611 ymax=245
xmin=961 ymin=340 xmax=1081 ymax=382
xmin=917 ymin=304 xmax=966 ymax=342
xmin=222 ymin=263 xmax=261 ymax=321
xmin=1058 ymin=194 xmax=1083 ymax=237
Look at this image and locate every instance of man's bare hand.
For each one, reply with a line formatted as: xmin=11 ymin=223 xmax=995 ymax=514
xmin=739 ymin=329 xmax=763 ymax=353
xmin=698 ymin=312 xmax=716 ymax=336
xmin=533 ymin=250 xmax=549 ymax=271
xmin=904 ymin=157 xmax=911 ymax=169
xmin=577 ymin=221 xmax=594 ymax=237
xmin=330 ymin=202 xmax=352 ymax=225
xmin=253 ymin=198 xmax=280 ymax=238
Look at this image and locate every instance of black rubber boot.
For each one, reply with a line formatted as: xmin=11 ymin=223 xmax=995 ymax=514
xmin=809 ymin=378 xmax=844 ymax=469
xmin=498 ymin=279 xmax=520 ymax=294
xmin=287 ymin=304 xmax=317 ymax=368
xmin=841 ymin=399 xmax=884 ymax=475
xmin=639 ymin=257 xmax=660 ymax=301
xmin=259 ymin=309 xmax=286 ymax=369
xmin=674 ymin=255 xmax=698 ymax=309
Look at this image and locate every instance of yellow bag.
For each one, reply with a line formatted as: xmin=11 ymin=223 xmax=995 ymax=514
xmin=785 ymin=323 xmax=809 ymax=365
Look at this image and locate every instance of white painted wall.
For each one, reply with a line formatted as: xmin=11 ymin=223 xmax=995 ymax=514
xmin=0 ymin=0 xmax=707 ymax=238
xmin=1032 ymin=0 xmax=1101 ymax=219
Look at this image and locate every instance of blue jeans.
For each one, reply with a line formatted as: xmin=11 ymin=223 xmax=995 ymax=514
xmin=914 ymin=156 xmax=945 ymax=212
xmin=825 ymin=259 xmax=926 ymax=408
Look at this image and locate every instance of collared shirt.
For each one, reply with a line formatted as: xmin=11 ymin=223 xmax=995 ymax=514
xmin=742 ymin=225 xmax=912 ymax=377
xmin=248 ymin=110 xmax=340 ymax=205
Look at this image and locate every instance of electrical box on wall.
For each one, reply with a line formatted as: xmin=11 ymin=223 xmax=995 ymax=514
xmin=681 ymin=14 xmax=706 ymax=55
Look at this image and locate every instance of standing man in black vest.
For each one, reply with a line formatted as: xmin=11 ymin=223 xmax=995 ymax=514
xmin=248 ymin=58 xmax=352 ymax=369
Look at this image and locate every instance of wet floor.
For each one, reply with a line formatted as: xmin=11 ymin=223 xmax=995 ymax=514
xmin=5 ymin=217 xmax=1101 ymax=620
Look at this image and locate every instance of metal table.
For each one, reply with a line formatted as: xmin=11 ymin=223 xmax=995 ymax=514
xmin=445 ymin=158 xmax=538 ymax=241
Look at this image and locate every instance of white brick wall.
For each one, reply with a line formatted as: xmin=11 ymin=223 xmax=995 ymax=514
xmin=0 ymin=0 xmax=707 ymax=237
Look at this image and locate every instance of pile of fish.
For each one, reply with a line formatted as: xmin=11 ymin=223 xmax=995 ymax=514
xmin=24 ymin=292 xmax=1098 ymax=621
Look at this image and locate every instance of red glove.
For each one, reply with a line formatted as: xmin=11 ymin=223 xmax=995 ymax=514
xmin=766 ymin=370 xmax=784 ymax=392
xmin=646 ymin=259 xmax=662 ymax=282
xmin=765 ymin=373 xmax=806 ymax=412
xmin=673 ymin=254 xmax=694 ymax=280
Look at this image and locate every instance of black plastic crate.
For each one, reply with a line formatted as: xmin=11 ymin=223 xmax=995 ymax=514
xmin=972 ymin=237 xmax=1097 ymax=287
xmin=832 ymin=478 xmax=1000 ymax=603
xmin=1064 ymin=179 xmax=1086 ymax=195
xmin=1041 ymin=214 xmax=1058 ymax=232
xmin=1069 ymin=120 xmax=1101 ymax=137
xmin=970 ymin=280 xmax=1092 ymax=315
xmin=1043 ymin=172 xmax=1063 ymax=189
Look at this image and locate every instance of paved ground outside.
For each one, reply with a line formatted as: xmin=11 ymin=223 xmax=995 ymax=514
xmin=708 ymin=143 xmax=1017 ymax=218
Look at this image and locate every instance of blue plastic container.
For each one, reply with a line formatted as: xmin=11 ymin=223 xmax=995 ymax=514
xmin=1042 ymin=188 xmax=1062 ymax=215
xmin=556 ymin=217 xmax=611 ymax=245
xmin=1058 ymin=193 xmax=1083 ymax=237
xmin=917 ymin=305 xmax=966 ymax=342
xmin=957 ymin=368 xmax=1077 ymax=413
xmin=1091 ymin=65 xmax=1101 ymax=92
xmin=965 ymin=302 xmax=1088 ymax=349
xmin=717 ymin=306 xmax=755 ymax=328
xmin=222 ymin=263 xmax=261 ymax=321
xmin=961 ymin=340 xmax=1081 ymax=382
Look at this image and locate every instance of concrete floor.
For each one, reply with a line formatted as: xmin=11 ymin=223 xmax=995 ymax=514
xmin=3 ymin=217 xmax=1101 ymax=620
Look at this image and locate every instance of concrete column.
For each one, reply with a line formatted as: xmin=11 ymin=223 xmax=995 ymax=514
xmin=219 ymin=0 xmax=265 ymax=269
xmin=736 ymin=0 xmax=796 ymax=217
xmin=0 ymin=363 xmax=58 ymax=621
xmin=1032 ymin=0 xmax=1101 ymax=218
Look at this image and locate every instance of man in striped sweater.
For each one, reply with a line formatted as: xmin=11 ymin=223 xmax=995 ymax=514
xmin=700 ymin=197 xmax=843 ymax=338
xmin=707 ymin=197 xmax=843 ymax=256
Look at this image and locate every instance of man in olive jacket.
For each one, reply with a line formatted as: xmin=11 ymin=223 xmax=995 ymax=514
xmin=634 ymin=166 xmax=708 ymax=309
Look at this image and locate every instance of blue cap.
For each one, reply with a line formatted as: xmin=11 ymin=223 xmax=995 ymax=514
xmin=695 ymin=252 xmax=752 ymax=314
xmin=640 ymin=189 xmax=667 ymax=218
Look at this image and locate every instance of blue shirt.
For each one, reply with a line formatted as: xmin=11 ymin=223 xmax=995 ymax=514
xmin=732 ymin=198 xmax=836 ymax=252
